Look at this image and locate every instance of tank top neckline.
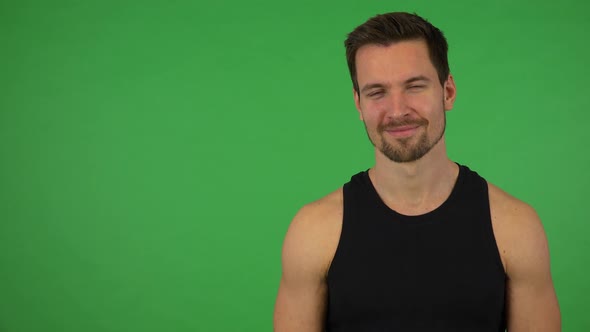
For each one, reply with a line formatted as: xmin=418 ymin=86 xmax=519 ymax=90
xmin=361 ymin=163 xmax=466 ymax=223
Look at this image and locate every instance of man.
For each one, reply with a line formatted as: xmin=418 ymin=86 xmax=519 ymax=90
xmin=273 ymin=12 xmax=560 ymax=331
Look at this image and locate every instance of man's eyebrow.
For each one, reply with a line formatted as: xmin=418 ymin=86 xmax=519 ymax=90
xmin=360 ymin=76 xmax=431 ymax=93
xmin=404 ymin=75 xmax=431 ymax=84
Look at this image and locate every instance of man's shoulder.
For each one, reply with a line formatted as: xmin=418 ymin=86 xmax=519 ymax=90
xmin=281 ymin=188 xmax=344 ymax=277
xmin=486 ymin=181 xmax=547 ymax=277
xmin=487 ymin=182 xmax=539 ymax=223
xmin=288 ymin=188 xmax=344 ymax=242
xmin=296 ymin=188 xmax=344 ymax=222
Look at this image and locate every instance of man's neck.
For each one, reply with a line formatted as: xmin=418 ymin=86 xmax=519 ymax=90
xmin=368 ymin=140 xmax=459 ymax=215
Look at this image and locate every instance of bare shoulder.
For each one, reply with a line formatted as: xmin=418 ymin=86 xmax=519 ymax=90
xmin=488 ymin=182 xmax=539 ymax=222
xmin=282 ymin=188 xmax=344 ymax=279
xmin=293 ymin=188 xmax=344 ymax=225
xmin=274 ymin=189 xmax=344 ymax=330
xmin=487 ymin=182 xmax=561 ymax=330
xmin=487 ymin=182 xmax=549 ymax=277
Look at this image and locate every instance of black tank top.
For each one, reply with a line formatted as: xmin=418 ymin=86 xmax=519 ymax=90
xmin=326 ymin=164 xmax=507 ymax=331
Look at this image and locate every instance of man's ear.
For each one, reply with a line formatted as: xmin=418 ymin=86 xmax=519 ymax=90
xmin=353 ymin=88 xmax=363 ymax=120
xmin=443 ymin=74 xmax=457 ymax=111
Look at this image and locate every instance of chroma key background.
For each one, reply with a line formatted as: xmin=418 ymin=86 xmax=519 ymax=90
xmin=1 ymin=0 xmax=588 ymax=331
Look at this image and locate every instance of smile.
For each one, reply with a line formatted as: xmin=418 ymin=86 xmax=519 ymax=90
xmin=384 ymin=125 xmax=420 ymax=138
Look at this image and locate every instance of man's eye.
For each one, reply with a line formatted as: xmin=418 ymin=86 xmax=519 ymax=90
xmin=368 ymin=91 xmax=384 ymax=98
xmin=408 ymin=85 xmax=425 ymax=91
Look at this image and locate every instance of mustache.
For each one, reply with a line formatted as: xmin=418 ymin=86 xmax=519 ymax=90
xmin=378 ymin=118 xmax=428 ymax=132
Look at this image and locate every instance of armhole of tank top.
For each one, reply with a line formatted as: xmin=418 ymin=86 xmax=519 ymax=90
xmin=326 ymin=183 xmax=348 ymax=280
xmin=482 ymin=180 xmax=508 ymax=278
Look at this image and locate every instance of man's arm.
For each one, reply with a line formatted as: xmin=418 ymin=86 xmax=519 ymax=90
xmin=490 ymin=186 xmax=561 ymax=331
xmin=273 ymin=195 xmax=342 ymax=331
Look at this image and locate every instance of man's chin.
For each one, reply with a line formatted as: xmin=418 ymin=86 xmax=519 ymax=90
xmin=379 ymin=141 xmax=431 ymax=163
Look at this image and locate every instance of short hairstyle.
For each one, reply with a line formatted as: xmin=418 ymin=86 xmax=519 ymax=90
xmin=345 ymin=12 xmax=450 ymax=92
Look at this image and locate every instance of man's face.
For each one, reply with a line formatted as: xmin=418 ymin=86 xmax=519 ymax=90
xmin=353 ymin=39 xmax=456 ymax=163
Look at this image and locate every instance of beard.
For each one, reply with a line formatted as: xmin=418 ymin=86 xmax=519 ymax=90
xmin=365 ymin=110 xmax=446 ymax=163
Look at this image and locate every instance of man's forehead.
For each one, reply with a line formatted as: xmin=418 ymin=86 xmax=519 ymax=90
xmin=355 ymin=39 xmax=429 ymax=59
xmin=355 ymin=40 xmax=436 ymax=84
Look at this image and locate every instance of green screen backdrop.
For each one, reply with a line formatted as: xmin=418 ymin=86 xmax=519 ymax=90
xmin=1 ymin=0 xmax=589 ymax=331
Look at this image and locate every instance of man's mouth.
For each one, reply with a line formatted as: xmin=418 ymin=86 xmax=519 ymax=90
xmin=383 ymin=125 xmax=420 ymax=138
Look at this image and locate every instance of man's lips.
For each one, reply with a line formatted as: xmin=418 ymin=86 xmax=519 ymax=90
xmin=383 ymin=125 xmax=420 ymax=138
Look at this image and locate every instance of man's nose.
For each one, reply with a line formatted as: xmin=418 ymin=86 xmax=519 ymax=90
xmin=384 ymin=91 xmax=410 ymax=119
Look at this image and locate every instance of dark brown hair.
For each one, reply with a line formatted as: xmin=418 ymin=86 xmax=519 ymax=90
xmin=345 ymin=12 xmax=450 ymax=93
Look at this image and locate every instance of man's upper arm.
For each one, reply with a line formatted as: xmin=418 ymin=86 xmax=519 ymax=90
xmin=499 ymin=200 xmax=561 ymax=331
xmin=273 ymin=196 xmax=342 ymax=332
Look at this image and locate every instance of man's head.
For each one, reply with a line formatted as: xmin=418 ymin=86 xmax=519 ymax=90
xmin=345 ymin=12 xmax=450 ymax=93
xmin=345 ymin=13 xmax=456 ymax=163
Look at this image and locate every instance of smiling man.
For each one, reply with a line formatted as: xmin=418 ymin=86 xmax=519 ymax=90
xmin=274 ymin=12 xmax=561 ymax=331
